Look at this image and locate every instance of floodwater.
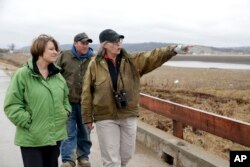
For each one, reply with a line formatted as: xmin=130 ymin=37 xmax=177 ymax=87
xmin=164 ymin=61 xmax=250 ymax=70
xmin=165 ymin=55 xmax=250 ymax=69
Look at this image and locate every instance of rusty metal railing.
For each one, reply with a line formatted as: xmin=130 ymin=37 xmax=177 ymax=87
xmin=139 ymin=93 xmax=250 ymax=147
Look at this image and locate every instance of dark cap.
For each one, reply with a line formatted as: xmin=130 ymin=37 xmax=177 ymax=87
xmin=99 ymin=29 xmax=124 ymax=43
xmin=74 ymin=32 xmax=93 ymax=43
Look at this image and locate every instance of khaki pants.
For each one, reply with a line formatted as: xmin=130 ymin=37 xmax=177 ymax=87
xmin=96 ymin=117 xmax=137 ymax=167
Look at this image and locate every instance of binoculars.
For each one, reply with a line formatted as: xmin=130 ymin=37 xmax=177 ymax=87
xmin=114 ymin=89 xmax=128 ymax=109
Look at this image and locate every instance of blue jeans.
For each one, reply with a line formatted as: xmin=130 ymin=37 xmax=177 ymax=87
xmin=60 ymin=103 xmax=92 ymax=163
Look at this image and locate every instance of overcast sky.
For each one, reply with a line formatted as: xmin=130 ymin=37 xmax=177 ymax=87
xmin=1 ymin=0 xmax=250 ymax=49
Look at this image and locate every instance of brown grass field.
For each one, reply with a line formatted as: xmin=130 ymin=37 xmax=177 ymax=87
xmin=1 ymin=53 xmax=250 ymax=160
xmin=140 ymin=65 xmax=250 ymax=160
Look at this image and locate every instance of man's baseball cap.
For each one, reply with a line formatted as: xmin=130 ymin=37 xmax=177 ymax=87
xmin=99 ymin=29 xmax=124 ymax=43
xmin=74 ymin=32 xmax=93 ymax=43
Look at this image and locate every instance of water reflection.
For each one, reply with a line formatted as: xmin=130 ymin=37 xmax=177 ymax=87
xmin=164 ymin=61 xmax=250 ymax=70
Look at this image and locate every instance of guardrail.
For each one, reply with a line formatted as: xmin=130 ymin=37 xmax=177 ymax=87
xmin=139 ymin=93 xmax=250 ymax=147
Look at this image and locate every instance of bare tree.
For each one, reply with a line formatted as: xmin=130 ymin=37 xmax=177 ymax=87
xmin=8 ymin=43 xmax=15 ymax=53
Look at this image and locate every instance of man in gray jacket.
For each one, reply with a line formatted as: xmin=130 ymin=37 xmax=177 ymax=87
xmin=56 ymin=32 xmax=94 ymax=167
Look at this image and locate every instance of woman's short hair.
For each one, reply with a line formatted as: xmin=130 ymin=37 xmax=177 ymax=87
xmin=30 ymin=34 xmax=59 ymax=60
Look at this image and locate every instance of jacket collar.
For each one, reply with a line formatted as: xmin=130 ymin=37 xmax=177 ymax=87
xmin=26 ymin=58 xmax=61 ymax=77
xmin=71 ymin=46 xmax=94 ymax=61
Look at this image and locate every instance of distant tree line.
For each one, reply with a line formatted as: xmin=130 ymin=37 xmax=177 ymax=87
xmin=0 ymin=43 xmax=15 ymax=53
xmin=18 ymin=42 xmax=250 ymax=54
xmin=0 ymin=48 xmax=9 ymax=53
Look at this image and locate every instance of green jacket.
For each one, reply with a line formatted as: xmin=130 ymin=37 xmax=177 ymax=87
xmin=55 ymin=49 xmax=94 ymax=103
xmin=82 ymin=46 xmax=177 ymax=123
xmin=4 ymin=58 xmax=71 ymax=147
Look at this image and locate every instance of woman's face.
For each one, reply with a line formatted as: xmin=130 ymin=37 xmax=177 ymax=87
xmin=42 ymin=41 xmax=58 ymax=63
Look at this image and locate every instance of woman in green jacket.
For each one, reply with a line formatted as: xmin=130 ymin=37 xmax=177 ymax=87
xmin=4 ymin=34 xmax=71 ymax=167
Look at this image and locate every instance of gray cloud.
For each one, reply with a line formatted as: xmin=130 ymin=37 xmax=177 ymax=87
xmin=1 ymin=0 xmax=250 ymax=48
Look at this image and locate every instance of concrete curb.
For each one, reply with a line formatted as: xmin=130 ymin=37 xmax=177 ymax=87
xmin=136 ymin=120 xmax=229 ymax=167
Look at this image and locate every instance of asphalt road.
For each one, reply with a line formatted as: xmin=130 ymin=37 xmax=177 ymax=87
xmin=0 ymin=67 xmax=168 ymax=167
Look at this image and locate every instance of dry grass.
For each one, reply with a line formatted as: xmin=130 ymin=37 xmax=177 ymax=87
xmin=0 ymin=52 xmax=30 ymax=67
xmin=139 ymin=65 xmax=250 ymax=159
xmin=140 ymin=66 xmax=250 ymax=122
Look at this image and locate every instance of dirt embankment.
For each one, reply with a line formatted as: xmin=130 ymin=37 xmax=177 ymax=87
xmin=0 ymin=53 xmax=30 ymax=67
